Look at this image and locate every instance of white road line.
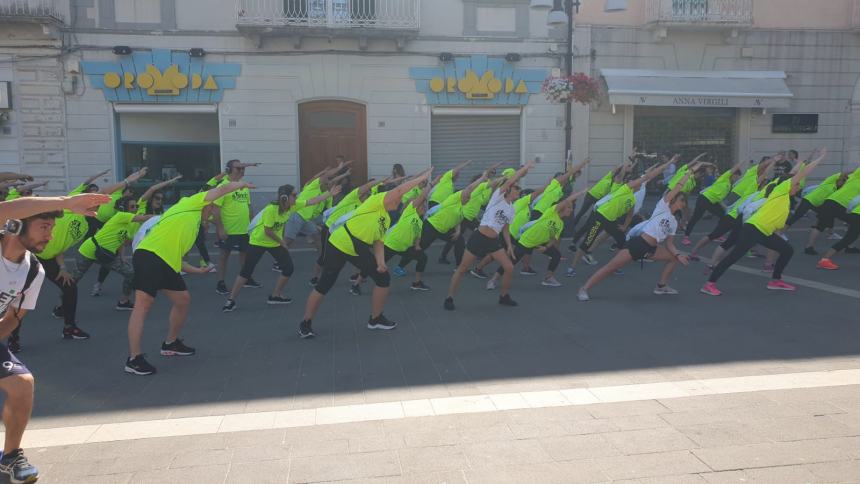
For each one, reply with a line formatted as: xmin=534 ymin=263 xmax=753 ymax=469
xmin=12 ymin=369 xmax=860 ymax=449
xmin=729 ymin=265 xmax=860 ymax=299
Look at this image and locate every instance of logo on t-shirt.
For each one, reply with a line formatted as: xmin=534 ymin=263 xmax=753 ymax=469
xmin=377 ymin=216 xmax=388 ymax=237
xmin=493 ymin=210 xmax=509 ymax=226
xmin=69 ymin=219 xmax=84 ymax=242
xmin=232 ymin=190 xmax=250 ymax=204
xmin=659 ymin=219 xmax=672 ymax=236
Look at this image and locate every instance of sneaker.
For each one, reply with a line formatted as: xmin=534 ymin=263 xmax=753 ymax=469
xmin=443 ymin=297 xmax=455 ymax=311
xmin=349 ymin=273 xmax=360 ymax=283
xmin=437 ymin=257 xmax=451 ymax=265
xmin=767 ymin=280 xmax=796 ymax=291
xmin=762 ymin=263 xmax=774 ymax=273
xmin=392 ymin=266 xmax=407 ymax=277
xmin=827 ymin=232 xmax=842 ymax=240
xmin=804 ymin=247 xmax=819 ymax=256
xmin=201 ymin=261 xmax=217 ymax=273
xmin=51 ymin=305 xmax=63 ymax=319
xmin=577 ymin=288 xmax=590 ymax=302
xmin=7 ymin=337 xmax=20 ymax=354
xmin=845 ymin=247 xmax=860 ymax=254
xmin=541 ymin=276 xmax=562 ymax=287
xmin=682 ymin=236 xmax=692 ymax=246
xmin=519 ymin=267 xmax=537 ymax=276
xmin=308 ymin=277 xmax=319 ymax=287
xmin=411 ymin=281 xmax=430 ymax=291
xmin=583 ymin=254 xmax=598 ymax=266
xmin=216 ymin=280 xmax=229 ymax=295
xmin=485 ymin=278 xmax=497 ymax=291
xmin=349 ymin=284 xmax=362 ymax=296
xmin=90 ymin=282 xmax=102 ymax=297
xmin=244 ymin=278 xmax=262 ymax=288
xmin=470 ymin=268 xmax=489 ymax=279
xmin=115 ymin=300 xmax=134 ymax=311
xmin=367 ymin=314 xmax=397 ymax=330
xmin=653 ymin=285 xmax=679 ymax=295
xmin=0 ymin=450 xmax=38 ymax=484
xmin=267 ymin=295 xmax=293 ymax=304
xmin=700 ymin=282 xmax=722 ymax=296
xmin=498 ymin=294 xmax=518 ymax=307
xmin=124 ymin=354 xmax=156 ymax=376
xmin=565 ymin=267 xmax=577 ymax=278
xmin=272 ymin=263 xmax=281 ymax=272
xmin=299 ymin=320 xmax=315 ymax=339
xmin=609 ymin=243 xmax=618 ymax=252
xmin=222 ymin=299 xmax=237 ymax=312
xmin=160 ymin=339 xmax=196 ymax=356
xmin=62 ymin=325 xmax=90 ymax=340
xmin=614 ymin=269 xmax=625 ymax=275
xmin=817 ymin=258 xmax=839 ymax=270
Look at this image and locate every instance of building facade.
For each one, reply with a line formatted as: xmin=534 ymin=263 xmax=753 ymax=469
xmin=0 ymin=0 xmax=859 ymax=201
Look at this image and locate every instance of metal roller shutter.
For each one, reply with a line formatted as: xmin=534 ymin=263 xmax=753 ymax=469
xmin=431 ymin=114 xmax=521 ymax=188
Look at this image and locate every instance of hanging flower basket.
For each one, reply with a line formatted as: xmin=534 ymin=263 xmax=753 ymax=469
xmin=541 ymin=73 xmax=601 ymax=105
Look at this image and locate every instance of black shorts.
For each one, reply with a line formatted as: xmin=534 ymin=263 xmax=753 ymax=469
xmin=133 ymin=249 xmax=187 ymax=297
xmin=218 ymin=234 xmax=249 ymax=252
xmin=0 ymin=344 xmax=30 ymax=379
xmin=627 ymin=236 xmax=657 ymax=261
xmin=466 ymin=231 xmax=503 ymax=259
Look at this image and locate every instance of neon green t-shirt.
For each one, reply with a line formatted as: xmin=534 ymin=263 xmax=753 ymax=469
xmin=69 ymin=183 xmax=87 ymax=196
xmin=37 ymin=211 xmax=88 ymax=260
xmin=328 ymin=193 xmax=390 ymax=257
xmin=702 ymin=170 xmax=734 ymax=204
xmin=747 ymin=179 xmax=792 ymax=236
xmin=667 ymin=165 xmax=689 ymax=190
xmin=249 ymin=201 xmax=307 ymax=248
xmin=385 ymin=203 xmax=423 ymax=253
xmin=502 ymin=168 xmax=516 ymax=178
xmin=826 ymin=178 xmax=860 ymax=208
xmin=732 ymin=166 xmax=759 ymax=198
xmin=296 ymin=178 xmax=323 ymax=221
xmin=401 ymin=186 xmax=421 ymax=205
xmin=214 ymin=180 xmax=251 ymax=235
xmin=462 ymin=182 xmax=491 ymax=221
xmin=596 ymin=184 xmax=634 ymax=222
xmin=804 ymin=173 xmax=841 ymax=207
xmin=519 ymin=207 xmax=564 ymax=249
xmin=325 ymin=188 xmax=361 ymax=228
xmin=534 ymin=179 xmax=562 ymax=214
xmin=588 ymin=170 xmax=614 ymax=199
xmin=6 ymin=188 xmax=20 ymax=201
xmin=427 ymin=192 xmax=463 ymax=233
xmin=137 ymin=192 xmax=211 ymax=272
xmin=79 ymin=211 xmax=136 ymax=260
xmin=95 ymin=189 xmax=123 ymax=223
xmin=509 ymin=195 xmax=533 ymax=239
xmin=430 ymin=170 xmax=455 ymax=205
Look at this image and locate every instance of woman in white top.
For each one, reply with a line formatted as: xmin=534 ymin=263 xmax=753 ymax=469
xmin=577 ymin=171 xmax=693 ymax=301
xmin=444 ymin=160 xmax=536 ymax=311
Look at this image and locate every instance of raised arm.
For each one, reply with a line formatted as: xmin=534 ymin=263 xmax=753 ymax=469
xmin=629 ymin=155 xmax=680 ymax=192
xmin=500 ymin=159 xmax=536 ymax=193
xmin=460 ymin=171 xmax=491 ymax=204
xmin=328 ymin=169 xmax=352 ymax=187
xmin=557 ymin=188 xmax=590 ymax=210
xmin=792 ymin=148 xmax=827 ymax=190
xmin=15 ymin=181 xmax=49 ymax=192
xmin=383 ymin=168 xmax=432 ymax=211
xmin=0 ymin=172 xmax=33 ymax=183
xmin=0 ymin=193 xmax=112 ymax=220
xmin=664 ymin=171 xmax=693 ymax=203
xmin=307 ymin=184 xmax=343 ymax=207
xmin=451 ymin=160 xmax=472 ymax=178
xmin=357 ymin=178 xmax=379 ymax=195
xmin=140 ymin=175 xmax=182 ymax=202
xmin=204 ymin=181 xmax=256 ymax=203
xmin=100 ymin=168 xmax=148 ymax=195
xmin=83 ymin=169 xmax=110 ymax=186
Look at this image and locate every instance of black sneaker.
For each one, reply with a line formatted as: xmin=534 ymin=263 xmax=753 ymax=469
xmin=498 ymin=294 xmax=518 ymax=307
xmin=349 ymin=273 xmax=360 ymax=283
xmin=7 ymin=337 xmax=20 ymax=354
xmin=222 ymin=299 xmax=237 ymax=312
xmin=568 ymin=243 xmax=577 ymax=252
xmin=244 ymin=278 xmax=262 ymax=288
xmin=272 ymin=263 xmax=281 ymax=272
xmin=267 ymin=295 xmax=292 ymax=305
xmin=51 ymin=305 xmax=63 ymax=319
xmin=437 ymin=257 xmax=451 ymax=265
xmin=469 ymin=268 xmax=488 ymax=279
xmin=443 ymin=297 xmax=455 ymax=311
xmin=804 ymin=247 xmax=819 ymax=255
xmin=349 ymin=284 xmax=361 ymax=296
xmin=411 ymin=281 xmax=430 ymax=291
xmin=125 ymin=354 xmax=156 ymax=376
xmin=0 ymin=448 xmax=39 ymax=484
xmin=846 ymin=247 xmax=860 ymax=254
xmin=161 ymin=339 xmax=195 ymax=356
xmin=298 ymin=320 xmax=315 ymax=339
xmin=308 ymin=277 xmax=319 ymax=287
xmin=115 ymin=300 xmax=134 ymax=311
xmin=216 ymin=280 xmax=229 ymax=295
xmin=367 ymin=314 xmax=397 ymax=330
xmin=62 ymin=325 xmax=90 ymax=340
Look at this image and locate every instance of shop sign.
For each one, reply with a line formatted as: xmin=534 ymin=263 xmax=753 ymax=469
xmin=410 ymin=55 xmax=547 ymax=106
xmin=82 ymin=49 xmax=240 ymax=103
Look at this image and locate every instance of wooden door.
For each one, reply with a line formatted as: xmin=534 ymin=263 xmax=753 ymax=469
xmin=299 ymin=100 xmax=367 ymax=186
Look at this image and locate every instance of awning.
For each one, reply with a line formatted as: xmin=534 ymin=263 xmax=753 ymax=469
xmin=600 ymin=69 xmax=793 ymax=109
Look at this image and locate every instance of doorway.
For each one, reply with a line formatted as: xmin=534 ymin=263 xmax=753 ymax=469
xmin=298 ymin=100 xmax=367 ymax=186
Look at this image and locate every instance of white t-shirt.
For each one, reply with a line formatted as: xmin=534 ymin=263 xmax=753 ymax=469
xmin=479 ymin=189 xmax=515 ymax=233
xmin=0 ymin=242 xmax=45 ymax=313
xmin=640 ymin=198 xmax=678 ymax=244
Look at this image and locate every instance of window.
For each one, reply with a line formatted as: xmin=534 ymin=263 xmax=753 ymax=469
xmin=115 ymin=0 xmax=161 ymax=23
xmin=283 ymin=0 xmax=377 ymax=23
xmin=772 ymin=114 xmax=819 ymax=134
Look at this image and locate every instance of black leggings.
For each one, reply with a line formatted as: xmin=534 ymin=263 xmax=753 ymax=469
xmin=195 ymin=224 xmax=211 ymax=264
xmin=813 ymin=200 xmax=851 ymax=232
xmin=362 ymin=246 xmax=427 ymax=278
xmin=707 ymin=214 xmax=736 ymax=241
xmin=315 ymin=238 xmax=390 ymax=295
xmin=497 ymin=242 xmax=561 ymax=275
xmin=316 ymin=225 xmax=331 ymax=266
xmin=786 ymin=198 xmax=817 ymax=226
xmin=37 ymin=257 xmax=77 ymax=326
xmin=440 ymin=218 xmax=477 ymax=259
xmin=831 ymin=214 xmax=860 ymax=252
xmin=572 ymin=193 xmax=598 ymax=231
xmin=709 ymin=224 xmax=794 ymax=283
xmin=685 ymin=197 xmax=725 ymax=236
xmin=240 ymin=244 xmax=295 ymax=279
xmin=719 ymin=217 xmax=745 ymax=250
xmin=576 ymin=212 xmax=626 ymax=253
xmin=416 ymin=223 xmax=464 ymax=266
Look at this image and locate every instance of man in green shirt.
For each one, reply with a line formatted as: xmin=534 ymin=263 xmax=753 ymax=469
xmin=213 ymin=160 xmax=259 ymax=295
xmin=682 ymin=160 xmax=743 ymax=245
xmin=803 ymin=166 xmax=860 ymax=254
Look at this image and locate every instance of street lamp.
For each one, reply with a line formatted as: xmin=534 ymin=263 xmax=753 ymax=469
xmin=531 ymin=0 xmax=627 ymax=161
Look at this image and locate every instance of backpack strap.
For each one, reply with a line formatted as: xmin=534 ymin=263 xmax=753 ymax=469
xmin=21 ymin=253 xmax=41 ymax=298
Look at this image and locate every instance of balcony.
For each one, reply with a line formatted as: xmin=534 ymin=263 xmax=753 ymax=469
xmin=237 ymin=0 xmax=420 ymax=47
xmin=0 ymin=0 xmax=63 ymax=25
xmin=646 ymin=0 xmax=753 ymax=29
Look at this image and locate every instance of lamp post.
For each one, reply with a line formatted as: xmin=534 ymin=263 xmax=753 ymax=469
xmin=530 ymin=0 xmax=627 ymax=163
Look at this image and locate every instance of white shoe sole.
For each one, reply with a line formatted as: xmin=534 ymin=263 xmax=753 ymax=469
xmin=124 ymin=366 xmax=154 ymax=376
xmin=160 ymin=350 xmax=194 ymax=356
xmin=267 ymin=300 xmax=292 ymax=305
xmin=367 ymin=324 xmax=397 ymax=330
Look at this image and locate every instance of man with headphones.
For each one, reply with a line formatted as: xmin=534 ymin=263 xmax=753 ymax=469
xmin=212 ymin=160 xmax=259 ymax=296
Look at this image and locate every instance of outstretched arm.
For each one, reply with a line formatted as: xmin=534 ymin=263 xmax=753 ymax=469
xmin=100 ymin=168 xmax=148 ymax=195
xmin=82 ymin=169 xmax=110 ymax=186
xmin=0 ymin=193 xmax=112 ymax=220
xmin=139 ymin=175 xmax=182 ymax=202
xmin=500 ymin=159 xmax=537 ymax=193
xmin=663 ymin=171 xmax=693 ymax=204
xmin=307 ymin=184 xmax=343 ymax=207
xmin=460 ymin=170 xmax=491 ymax=204
xmin=204 ymin=181 xmax=256 ymax=203
xmin=0 ymin=172 xmax=33 ymax=183
xmin=792 ymin=148 xmax=827 ymax=191
xmin=451 ymin=160 xmax=472 ymax=178
xmin=556 ymin=188 xmax=590 ymax=212
xmin=383 ymin=168 xmax=432 ymax=211
xmin=629 ymin=154 xmax=680 ymax=192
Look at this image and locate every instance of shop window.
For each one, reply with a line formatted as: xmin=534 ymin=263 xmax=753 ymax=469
xmin=121 ymin=143 xmax=220 ymax=202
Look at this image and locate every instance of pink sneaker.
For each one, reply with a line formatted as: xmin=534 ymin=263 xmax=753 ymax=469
xmin=700 ymin=282 xmax=722 ymax=296
xmin=682 ymin=236 xmax=692 ymax=246
xmin=766 ymin=280 xmax=796 ymax=291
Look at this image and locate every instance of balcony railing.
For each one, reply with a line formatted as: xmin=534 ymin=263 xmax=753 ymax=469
xmin=237 ymin=0 xmax=419 ymax=31
xmin=0 ymin=0 xmax=62 ymax=23
xmin=646 ymin=0 xmax=753 ymax=27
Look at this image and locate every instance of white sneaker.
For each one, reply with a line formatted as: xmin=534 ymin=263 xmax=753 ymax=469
xmin=565 ymin=267 xmax=576 ymax=278
xmin=205 ymin=262 xmax=217 ymax=273
xmin=653 ymin=285 xmax=679 ymax=296
xmin=541 ymin=277 xmax=562 ymax=287
xmin=583 ymin=254 xmax=598 ymax=266
xmin=827 ymin=232 xmax=842 ymax=240
xmin=577 ymin=288 xmax=590 ymax=301
xmin=90 ymin=283 xmax=101 ymax=297
xmin=485 ymin=279 xmax=497 ymax=291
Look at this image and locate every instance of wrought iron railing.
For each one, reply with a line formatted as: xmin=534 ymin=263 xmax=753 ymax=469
xmin=237 ymin=0 xmax=419 ymax=30
xmin=646 ymin=0 xmax=753 ymax=26
xmin=0 ymin=0 xmax=62 ymax=21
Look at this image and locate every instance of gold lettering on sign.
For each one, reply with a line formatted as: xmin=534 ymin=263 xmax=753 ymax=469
xmin=100 ymin=65 xmax=219 ymax=96
xmin=429 ymin=70 xmax=528 ymax=99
